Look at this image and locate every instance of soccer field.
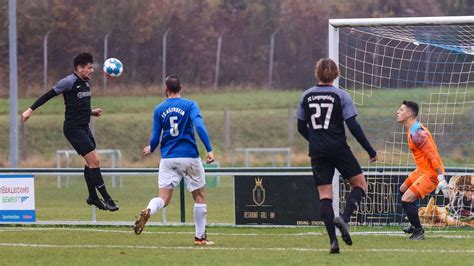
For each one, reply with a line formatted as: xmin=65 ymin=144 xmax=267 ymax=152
xmin=0 ymin=225 xmax=473 ymax=265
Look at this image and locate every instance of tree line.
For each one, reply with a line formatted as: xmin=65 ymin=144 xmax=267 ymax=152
xmin=0 ymin=0 xmax=470 ymax=96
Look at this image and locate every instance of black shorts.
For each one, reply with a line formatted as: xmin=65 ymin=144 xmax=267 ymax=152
xmin=63 ymin=124 xmax=96 ymax=156
xmin=311 ymin=146 xmax=362 ymax=186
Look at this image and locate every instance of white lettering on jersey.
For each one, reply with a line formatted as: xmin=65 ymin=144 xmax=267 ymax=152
xmin=161 ymin=107 xmax=185 ymax=119
xmin=77 ymin=91 xmax=92 ymax=98
xmin=307 ymin=95 xmax=335 ymax=103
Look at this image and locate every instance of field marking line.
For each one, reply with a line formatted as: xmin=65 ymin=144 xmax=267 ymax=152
xmin=0 ymin=243 xmax=473 ymax=253
xmin=0 ymin=227 xmax=473 ymax=238
xmin=351 ymin=232 xmax=474 ymax=238
xmin=0 ymin=227 xmax=322 ymax=236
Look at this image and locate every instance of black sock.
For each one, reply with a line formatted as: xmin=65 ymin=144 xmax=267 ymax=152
xmin=89 ymin=167 xmax=112 ymax=201
xmin=320 ymin=198 xmax=337 ymax=243
xmin=402 ymin=201 xmax=422 ymax=229
xmin=342 ymin=187 xmax=365 ymax=223
xmin=84 ymin=166 xmax=99 ymax=199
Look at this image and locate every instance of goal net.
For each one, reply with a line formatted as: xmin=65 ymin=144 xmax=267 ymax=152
xmin=329 ymin=17 xmax=474 ymax=227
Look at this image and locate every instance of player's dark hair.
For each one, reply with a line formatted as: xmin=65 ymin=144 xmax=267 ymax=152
xmin=165 ymin=75 xmax=181 ymax=93
xmin=73 ymin=52 xmax=94 ymax=69
xmin=315 ymin=58 xmax=339 ymax=83
xmin=402 ymin=100 xmax=419 ymax=117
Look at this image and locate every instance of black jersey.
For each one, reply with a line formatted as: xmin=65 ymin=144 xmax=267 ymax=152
xmin=53 ymin=73 xmax=92 ymax=126
xmin=297 ymin=85 xmax=357 ymax=155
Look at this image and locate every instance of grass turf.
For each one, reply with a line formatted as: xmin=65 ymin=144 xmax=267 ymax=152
xmin=0 ymin=225 xmax=472 ymax=265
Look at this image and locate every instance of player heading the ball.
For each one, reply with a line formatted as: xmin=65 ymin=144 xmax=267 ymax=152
xmin=22 ymin=52 xmax=119 ymax=212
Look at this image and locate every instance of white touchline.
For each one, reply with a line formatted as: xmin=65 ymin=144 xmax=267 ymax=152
xmin=0 ymin=227 xmax=322 ymax=236
xmin=0 ymin=243 xmax=473 ymax=253
xmin=0 ymin=227 xmax=473 ymax=238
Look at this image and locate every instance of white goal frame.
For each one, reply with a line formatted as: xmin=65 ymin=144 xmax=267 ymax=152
xmin=328 ymin=16 xmax=474 ymax=88
xmin=327 ymin=15 xmax=474 ymax=220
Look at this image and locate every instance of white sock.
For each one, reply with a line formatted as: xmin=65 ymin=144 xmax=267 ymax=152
xmin=147 ymin=197 xmax=165 ymax=216
xmin=194 ymin=203 xmax=207 ymax=238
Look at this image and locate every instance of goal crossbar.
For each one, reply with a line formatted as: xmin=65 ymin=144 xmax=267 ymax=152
xmin=329 ymin=16 xmax=474 ymax=27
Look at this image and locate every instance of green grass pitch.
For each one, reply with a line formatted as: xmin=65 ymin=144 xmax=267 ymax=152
xmin=0 ymin=225 xmax=473 ymax=265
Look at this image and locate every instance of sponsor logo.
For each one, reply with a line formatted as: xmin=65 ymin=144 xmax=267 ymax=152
xmin=2 ymin=214 xmax=20 ymax=220
xmin=2 ymin=196 xmax=29 ymax=203
xmin=21 ymin=196 xmax=29 ymax=203
xmin=0 ymin=213 xmax=34 ymax=221
xmin=252 ymin=177 xmax=266 ymax=206
xmin=77 ymin=91 xmax=92 ymax=98
xmin=1 ymin=186 xmax=29 ymax=194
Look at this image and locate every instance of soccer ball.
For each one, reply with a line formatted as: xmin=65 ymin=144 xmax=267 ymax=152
xmin=103 ymin=58 xmax=123 ymax=78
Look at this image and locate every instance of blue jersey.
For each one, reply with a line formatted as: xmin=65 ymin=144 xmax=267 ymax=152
xmin=149 ymin=98 xmax=212 ymax=158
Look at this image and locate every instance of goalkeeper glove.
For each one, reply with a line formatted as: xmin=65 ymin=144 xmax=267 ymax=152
xmin=435 ymin=174 xmax=449 ymax=198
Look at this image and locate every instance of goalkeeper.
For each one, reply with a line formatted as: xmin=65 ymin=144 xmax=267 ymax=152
xmin=396 ymin=100 xmax=448 ymax=240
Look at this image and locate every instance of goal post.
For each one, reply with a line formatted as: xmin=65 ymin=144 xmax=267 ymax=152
xmin=328 ymin=16 xmax=474 ymax=226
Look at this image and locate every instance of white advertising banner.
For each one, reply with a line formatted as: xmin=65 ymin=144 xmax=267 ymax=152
xmin=0 ymin=175 xmax=35 ymax=222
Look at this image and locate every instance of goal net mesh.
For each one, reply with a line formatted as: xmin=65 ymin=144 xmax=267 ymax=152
xmin=336 ymin=21 xmax=474 ymax=227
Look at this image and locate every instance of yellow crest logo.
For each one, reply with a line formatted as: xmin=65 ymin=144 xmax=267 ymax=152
xmin=252 ymin=177 xmax=266 ymax=206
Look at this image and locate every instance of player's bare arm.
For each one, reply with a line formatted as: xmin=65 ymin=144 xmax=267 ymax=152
xmin=22 ymin=108 xmax=33 ymax=122
xmin=369 ymin=154 xmax=378 ymax=163
xmin=143 ymin=145 xmax=151 ymax=155
xmin=91 ymin=108 xmax=103 ymax=117
xmin=206 ymin=151 xmax=215 ymax=164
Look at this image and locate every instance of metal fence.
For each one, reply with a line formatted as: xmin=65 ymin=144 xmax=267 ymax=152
xmin=0 ymin=24 xmax=324 ymax=98
xmin=1 ymin=167 xmax=473 ymax=226
xmin=0 ymin=167 xmax=313 ymax=226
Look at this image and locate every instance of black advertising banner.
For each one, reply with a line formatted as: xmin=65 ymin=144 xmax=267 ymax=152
xmin=234 ymin=173 xmax=459 ymax=226
xmin=340 ymin=173 xmax=448 ymax=225
xmin=340 ymin=174 xmax=404 ymax=225
xmin=234 ymin=175 xmax=320 ymax=225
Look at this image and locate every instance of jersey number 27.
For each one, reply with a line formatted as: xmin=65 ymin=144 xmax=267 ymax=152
xmin=309 ymin=103 xmax=333 ymax=130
